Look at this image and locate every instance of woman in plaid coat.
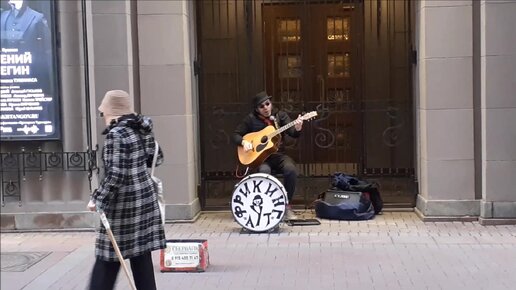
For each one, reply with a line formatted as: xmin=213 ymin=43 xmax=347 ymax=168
xmin=88 ymin=90 xmax=165 ymax=290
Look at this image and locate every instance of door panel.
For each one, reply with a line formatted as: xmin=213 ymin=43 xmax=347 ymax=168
xmin=197 ymin=0 xmax=416 ymax=209
xmin=263 ymin=3 xmax=362 ymax=169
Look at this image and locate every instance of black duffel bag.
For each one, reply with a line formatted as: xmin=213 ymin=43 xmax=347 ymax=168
xmin=314 ymin=188 xmax=375 ymax=221
xmin=332 ymin=172 xmax=383 ymax=214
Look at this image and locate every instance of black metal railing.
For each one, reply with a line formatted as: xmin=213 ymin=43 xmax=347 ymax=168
xmin=0 ymin=146 xmax=98 ymax=206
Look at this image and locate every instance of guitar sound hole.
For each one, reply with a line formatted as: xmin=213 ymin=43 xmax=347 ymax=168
xmin=260 ymin=136 xmax=268 ymax=143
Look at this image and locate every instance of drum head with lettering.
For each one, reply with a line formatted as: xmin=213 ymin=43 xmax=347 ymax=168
xmin=231 ymin=173 xmax=287 ymax=232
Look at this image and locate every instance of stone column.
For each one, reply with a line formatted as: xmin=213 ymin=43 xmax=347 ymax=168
xmin=84 ymin=0 xmax=138 ymax=225
xmin=137 ymin=1 xmax=200 ymax=220
xmin=59 ymin=0 xmax=87 ymax=152
xmin=88 ymin=0 xmax=137 ymax=137
xmin=479 ymin=0 xmax=516 ymax=224
xmin=415 ymin=0 xmax=477 ymax=219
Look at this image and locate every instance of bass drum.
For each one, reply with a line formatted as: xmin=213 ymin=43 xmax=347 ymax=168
xmin=231 ymin=173 xmax=288 ymax=233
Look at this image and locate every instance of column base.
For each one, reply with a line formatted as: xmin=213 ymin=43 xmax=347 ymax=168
xmin=1 ymin=198 xmax=203 ymax=231
xmin=479 ymin=217 xmax=516 ymax=225
xmin=415 ymin=195 xmax=480 ymax=221
xmin=164 ymin=198 xmax=201 ymax=222
xmin=1 ymin=212 xmax=97 ymax=231
xmin=480 ymin=201 xmax=516 ymax=224
xmin=414 ymin=208 xmax=478 ymax=222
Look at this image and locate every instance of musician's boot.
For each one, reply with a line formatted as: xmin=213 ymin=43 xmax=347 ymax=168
xmin=284 ymin=205 xmax=298 ymax=221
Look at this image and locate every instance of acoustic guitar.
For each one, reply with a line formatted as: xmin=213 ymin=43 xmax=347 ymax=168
xmin=237 ymin=111 xmax=318 ymax=167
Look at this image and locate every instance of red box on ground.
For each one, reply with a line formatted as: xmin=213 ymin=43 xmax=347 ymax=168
xmin=160 ymin=239 xmax=209 ymax=272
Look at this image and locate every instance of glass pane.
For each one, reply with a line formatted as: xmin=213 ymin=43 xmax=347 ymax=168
xmin=327 ymin=17 xmax=350 ymax=41
xmin=277 ymin=18 xmax=301 ymax=42
xmin=279 ymin=90 xmax=300 ymax=103
xmin=327 ymin=53 xmax=351 ymax=78
xmin=328 ymin=89 xmax=348 ymax=102
xmin=278 ymin=55 xmax=302 ymax=78
xmin=344 ymin=52 xmax=351 ymax=77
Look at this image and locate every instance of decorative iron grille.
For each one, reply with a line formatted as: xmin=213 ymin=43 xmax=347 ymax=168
xmin=0 ymin=146 xmax=98 ymax=206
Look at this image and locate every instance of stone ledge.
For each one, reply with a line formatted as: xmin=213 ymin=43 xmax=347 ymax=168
xmin=1 ymin=201 xmax=202 ymax=231
xmin=416 ymin=195 xmax=480 ymax=216
xmin=479 ymin=217 xmax=516 ymax=226
xmin=1 ymin=212 xmax=97 ymax=231
xmin=481 ymin=201 xmax=516 ymax=219
xmin=415 ymin=208 xmax=479 ymax=222
xmin=164 ymin=198 xmax=201 ymax=221
xmin=167 ymin=211 xmax=201 ymax=223
xmin=1 ymin=228 xmax=95 ymax=233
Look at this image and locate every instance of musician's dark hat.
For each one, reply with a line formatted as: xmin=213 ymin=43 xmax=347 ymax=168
xmin=252 ymin=91 xmax=272 ymax=108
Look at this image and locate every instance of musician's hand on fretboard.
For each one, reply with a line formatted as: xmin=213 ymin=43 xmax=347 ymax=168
xmin=294 ymin=114 xmax=303 ymax=131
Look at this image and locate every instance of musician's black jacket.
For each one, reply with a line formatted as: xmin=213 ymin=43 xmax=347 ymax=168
xmin=232 ymin=108 xmax=301 ymax=152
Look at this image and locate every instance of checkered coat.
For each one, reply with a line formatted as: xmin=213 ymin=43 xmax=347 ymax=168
xmin=92 ymin=114 xmax=166 ymax=262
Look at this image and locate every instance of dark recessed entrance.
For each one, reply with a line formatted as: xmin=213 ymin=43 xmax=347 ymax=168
xmin=197 ymin=0 xmax=415 ymax=210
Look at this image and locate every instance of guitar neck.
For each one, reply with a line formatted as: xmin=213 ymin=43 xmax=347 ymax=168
xmin=268 ymin=119 xmax=297 ymax=139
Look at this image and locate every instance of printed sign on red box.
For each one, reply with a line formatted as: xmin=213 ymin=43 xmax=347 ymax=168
xmin=160 ymin=239 xmax=209 ymax=272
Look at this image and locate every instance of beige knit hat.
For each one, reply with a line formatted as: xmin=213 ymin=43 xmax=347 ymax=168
xmin=98 ymin=90 xmax=134 ymax=116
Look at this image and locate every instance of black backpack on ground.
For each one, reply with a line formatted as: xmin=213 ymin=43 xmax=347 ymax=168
xmin=314 ymin=188 xmax=375 ymax=221
xmin=332 ymin=172 xmax=383 ymax=214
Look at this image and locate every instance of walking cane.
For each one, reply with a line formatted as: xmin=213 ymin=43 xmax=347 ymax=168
xmin=99 ymin=211 xmax=137 ymax=290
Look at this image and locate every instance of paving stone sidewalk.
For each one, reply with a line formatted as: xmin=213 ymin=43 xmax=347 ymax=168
xmin=1 ymin=211 xmax=516 ymax=290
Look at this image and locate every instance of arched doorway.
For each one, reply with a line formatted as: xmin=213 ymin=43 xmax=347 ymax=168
xmin=197 ymin=0 xmax=415 ymax=209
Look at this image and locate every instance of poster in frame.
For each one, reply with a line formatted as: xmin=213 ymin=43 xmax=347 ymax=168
xmin=0 ymin=0 xmax=61 ymax=141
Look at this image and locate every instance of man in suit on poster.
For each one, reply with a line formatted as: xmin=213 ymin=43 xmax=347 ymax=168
xmin=1 ymin=0 xmax=52 ymax=93
xmin=1 ymin=0 xmax=50 ymax=51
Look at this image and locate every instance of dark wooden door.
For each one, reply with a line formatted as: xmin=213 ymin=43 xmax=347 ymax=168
xmin=197 ymin=0 xmax=416 ymax=209
xmin=263 ymin=3 xmax=363 ymax=174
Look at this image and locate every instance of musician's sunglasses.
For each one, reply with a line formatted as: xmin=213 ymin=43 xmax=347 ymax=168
xmin=259 ymin=101 xmax=271 ymax=109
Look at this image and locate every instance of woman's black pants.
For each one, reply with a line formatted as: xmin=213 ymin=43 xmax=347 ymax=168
xmin=88 ymin=251 xmax=156 ymax=290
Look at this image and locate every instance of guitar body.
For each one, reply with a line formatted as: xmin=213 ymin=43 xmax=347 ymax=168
xmin=236 ymin=111 xmax=318 ymax=168
xmin=237 ymin=126 xmax=280 ymax=167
